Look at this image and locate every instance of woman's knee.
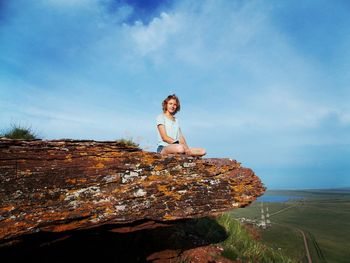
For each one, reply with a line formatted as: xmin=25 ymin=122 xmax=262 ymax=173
xmin=174 ymin=144 xmax=186 ymax=154
xmin=192 ymin=148 xmax=206 ymax=156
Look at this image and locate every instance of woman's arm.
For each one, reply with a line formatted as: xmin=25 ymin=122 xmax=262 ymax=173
xmin=157 ymin=125 xmax=178 ymax=144
xmin=179 ymin=128 xmax=190 ymax=152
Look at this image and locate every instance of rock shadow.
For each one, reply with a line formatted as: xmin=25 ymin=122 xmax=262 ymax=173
xmin=0 ymin=217 xmax=228 ymax=262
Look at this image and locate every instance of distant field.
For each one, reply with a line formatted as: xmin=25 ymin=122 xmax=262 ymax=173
xmin=230 ymin=189 xmax=350 ymax=263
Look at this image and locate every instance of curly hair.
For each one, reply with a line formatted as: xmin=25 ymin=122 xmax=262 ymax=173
xmin=162 ymin=94 xmax=181 ymax=114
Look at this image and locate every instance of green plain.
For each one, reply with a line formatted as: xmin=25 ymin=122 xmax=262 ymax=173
xmin=230 ymin=189 xmax=350 ymax=263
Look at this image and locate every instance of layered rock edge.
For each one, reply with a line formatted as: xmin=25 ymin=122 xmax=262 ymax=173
xmin=0 ymin=139 xmax=265 ymax=243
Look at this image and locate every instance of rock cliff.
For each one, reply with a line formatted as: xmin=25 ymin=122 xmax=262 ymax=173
xmin=0 ymin=139 xmax=265 ymax=246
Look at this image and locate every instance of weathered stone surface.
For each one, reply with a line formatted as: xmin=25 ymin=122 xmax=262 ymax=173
xmin=0 ymin=139 xmax=265 ymax=243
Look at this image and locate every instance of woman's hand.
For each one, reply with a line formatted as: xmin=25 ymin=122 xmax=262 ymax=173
xmin=182 ymin=144 xmax=191 ymax=155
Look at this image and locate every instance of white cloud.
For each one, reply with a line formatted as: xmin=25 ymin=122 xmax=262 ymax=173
xmin=127 ymin=12 xmax=182 ymax=55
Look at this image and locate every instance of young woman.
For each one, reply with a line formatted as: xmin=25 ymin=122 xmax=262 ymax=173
xmin=156 ymin=94 xmax=206 ymax=156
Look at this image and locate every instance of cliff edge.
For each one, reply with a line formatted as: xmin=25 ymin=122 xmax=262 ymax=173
xmin=0 ymin=139 xmax=265 ymax=246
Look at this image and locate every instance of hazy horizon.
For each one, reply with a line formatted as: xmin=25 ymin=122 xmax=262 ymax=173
xmin=265 ymin=186 xmax=350 ymax=191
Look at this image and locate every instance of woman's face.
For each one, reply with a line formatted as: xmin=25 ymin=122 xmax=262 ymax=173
xmin=166 ymin=99 xmax=178 ymax=114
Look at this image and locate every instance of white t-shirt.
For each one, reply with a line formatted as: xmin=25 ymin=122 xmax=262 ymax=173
xmin=156 ymin=113 xmax=180 ymax=147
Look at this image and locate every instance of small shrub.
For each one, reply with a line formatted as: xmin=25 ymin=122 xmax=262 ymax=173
xmin=1 ymin=124 xmax=39 ymax=140
xmin=115 ymin=138 xmax=139 ymax=148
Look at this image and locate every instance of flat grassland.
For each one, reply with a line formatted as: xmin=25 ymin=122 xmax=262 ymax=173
xmin=229 ymin=189 xmax=350 ymax=263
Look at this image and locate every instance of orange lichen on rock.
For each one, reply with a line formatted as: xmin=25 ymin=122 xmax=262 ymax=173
xmin=157 ymin=185 xmax=182 ymax=200
xmin=64 ymin=154 xmax=73 ymax=162
xmin=94 ymin=163 xmax=105 ymax=169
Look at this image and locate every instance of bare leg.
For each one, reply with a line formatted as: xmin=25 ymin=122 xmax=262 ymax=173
xmin=161 ymin=144 xmax=186 ymax=155
xmin=186 ymin=147 xmax=206 ymax=157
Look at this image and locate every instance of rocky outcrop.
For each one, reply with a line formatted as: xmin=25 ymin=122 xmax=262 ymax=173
xmin=0 ymin=139 xmax=265 ymax=245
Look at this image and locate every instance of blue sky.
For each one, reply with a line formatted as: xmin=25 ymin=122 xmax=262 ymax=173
xmin=1 ymin=0 xmax=349 ymax=190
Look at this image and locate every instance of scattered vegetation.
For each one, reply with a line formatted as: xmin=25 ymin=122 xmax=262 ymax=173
xmin=217 ymin=214 xmax=295 ymax=263
xmin=1 ymin=124 xmax=39 ymax=140
xmin=0 ymin=125 xmax=140 ymax=146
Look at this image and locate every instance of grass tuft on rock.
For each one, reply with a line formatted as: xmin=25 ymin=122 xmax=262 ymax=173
xmin=115 ymin=138 xmax=139 ymax=148
xmin=1 ymin=124 xmax=39 ymax=140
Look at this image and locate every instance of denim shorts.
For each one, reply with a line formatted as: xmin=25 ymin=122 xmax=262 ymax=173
xmin=157 ymin=145 xmax=164 ymax=153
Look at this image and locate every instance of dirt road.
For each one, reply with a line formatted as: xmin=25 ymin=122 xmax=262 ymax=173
xmin=297 ymin=228 xmax=312 ymax=263
xmin=268 ymin=205 xmax=312 ymax=263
